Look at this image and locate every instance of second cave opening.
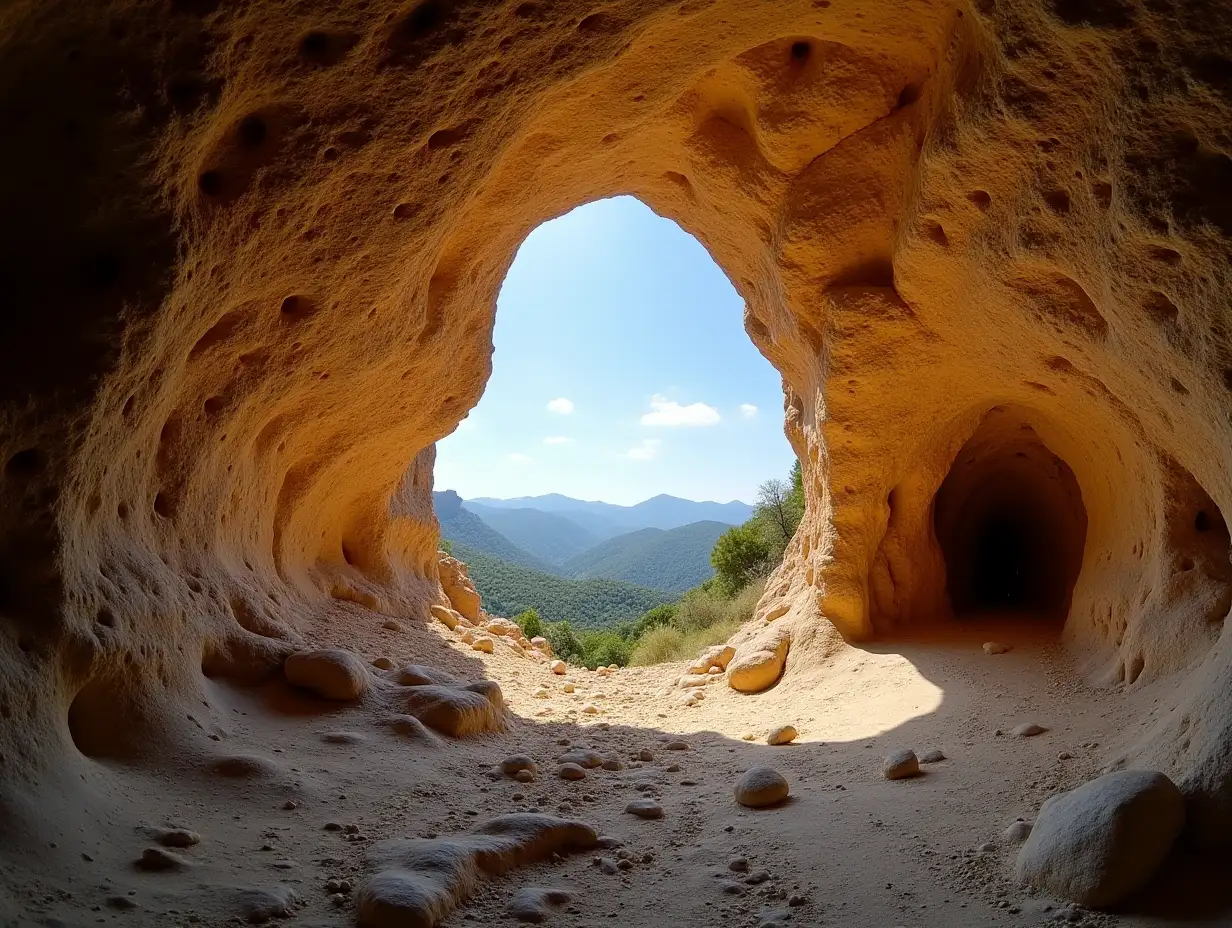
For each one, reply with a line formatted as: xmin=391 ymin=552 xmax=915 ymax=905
xmin=933 ymin=407 xmax=1087 ymax=623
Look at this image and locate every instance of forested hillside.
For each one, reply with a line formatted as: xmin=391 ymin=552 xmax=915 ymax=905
xmin=453 ymin=542 xmax=673 ymax=628
xmin=461 ymin=502 xmax=600 ymax=564
xmin=560 ymin=520 xmax=729 ymax=592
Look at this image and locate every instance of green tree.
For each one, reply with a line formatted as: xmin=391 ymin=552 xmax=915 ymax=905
xmin=544 ymin=620 xmax=581 ymax=662
xmin=578 ymin=629 xmax=632 ymax=668
xmin=439 ymin=538 xmax=454 ymax=556
xmin=514 ymin=608 xmax=543 ymax=639
xmin=754 ymin=476 xmax=803 ymax=555
xmin=710 ymin=522 xmax=772 ymax=595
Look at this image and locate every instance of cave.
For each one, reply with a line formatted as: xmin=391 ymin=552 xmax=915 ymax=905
xmin=933 ymin=408 xmax=1086 ymax=623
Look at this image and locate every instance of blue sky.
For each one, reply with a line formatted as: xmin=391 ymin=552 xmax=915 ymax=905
xmin=434 ymin=196 xmax=794 ymax=506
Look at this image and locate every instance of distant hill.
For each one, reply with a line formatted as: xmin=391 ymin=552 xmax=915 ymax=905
xmin=467 ymin=493 xmax=753 ymax=532
xmin=560 ymin=520 xmax=729 ymax=592
xmin=452 ymin=542 xmax=674 ymax=629
xmin=462 ymin=501 xmax=601 ymax=564
xmin=433 ymin=491 xmax=555 ymax=573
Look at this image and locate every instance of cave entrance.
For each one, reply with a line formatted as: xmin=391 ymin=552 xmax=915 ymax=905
xmin=932 ymin=407 xmax=1086 ymax=623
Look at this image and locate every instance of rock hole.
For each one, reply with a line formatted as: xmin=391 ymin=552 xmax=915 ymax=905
xmin=238 ymin=114 xmax=268 ymax=148
xmin=96 ymin=608 xmax=116 ymax=628
xmin=933 ymin=407 xmax=1086 ymax=623
xmin=299 ymin=30 xmax=358 ymax=66
xmin=967 ymin=190 xmax=992 ymax=210
xmin=896 ymin=83 xmax=921 ymax=109
xmin=1125 ymin=653 xmax=1145 ymax=684
xmin=1143 ymin=290 xmax=1179 ymax=326
xmin=1170 ymin=377 xmax=1189 ymax=395
xmin=117 ymin=501 xmax=130 ymax=520
xmin=198 ymin=169 xmax=224 ymax=197
xmin=5 ymin=448 xmax=46 ymax=478
xmin=1180 ymin=556 xmax=1195 ymax=571
xmin=1148 ymin=245 xmax=1182 ymax=265
xmin=1092 ymin=181 xmax=1112 ymax=208
xmin=404 ymin=0 xmax=445 ymax=36
xmin=154 ymin=492 xmax=173 ymax=518
xmin=1043 ymin=189 xmax=1071 ymax=214
xmin=280 ymin=295 xmax=314 ymax=320
xmin=790 ymin=40 xmax=811 ymax=61
xmin=923 ymin=220 xmax=949 ymax=246
xmin=427 ymin=125 xmax=469 ymax=150
xmin=203 ymin=396 xmax=226 ymax=415
xmin=393 ymin=202 xmax=416 ymax=220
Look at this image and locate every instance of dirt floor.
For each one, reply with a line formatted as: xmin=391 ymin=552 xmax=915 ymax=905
xmin=5 ymin=612 xmax=1230 ymax=928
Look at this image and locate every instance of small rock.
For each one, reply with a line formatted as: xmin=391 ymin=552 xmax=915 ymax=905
xmin=471 ymin=636 xmax=495 ymax=654
xmin=719 ymin=880 xmax=746 ymax=895
xmin=282 ymin=800 xmax=298 ymax=811
xmin=557 ymin=763 xmax=586 ymax=781
xmin=515 ymin=769 xmax=535 ymax=783
xmin=382 ymin=619 xmax=403 ymax=631
xmin=734 ymin=767 xmax=790 ymax=808
xmin=624 ymin=799 xmax=664 ymax=820
xmin=1058 ymin=751 xmax=1074 ymax=760
xmin=372 ymin=657 xmax=396 ymax=670
xmin=664 ymin=763 xmax=681 ymax=773
xmin=1004 ymin=820 xmax=1033 ymax=843
xmin=154 ymin=828 xmax=200 ymax=848
xmin=637 ymin=749 xmax=654 ymax=762
xmin=729 ymin=857 xmax=749 ymax=872
xmin=979 ymin=842 xmax=997 ymax=852
xmin=918 ymin=749 xmax=945 ymax=764
xmin=508 ymin=887 xmax=571 ymax=922
xmin=137 ymin=847 xmax=189 ymax=871
xmin=664 ymin=740 xmax=690 ymax=751
xmin=562 ymin=682 xmax=575 ymax=693
xmin=1012 ymin=723 xmax=1048 ymax=737
xmin=601 ymin=758 xmax=624 ymax=771
xmin=617 ymin=858 xmax=633 ymax=871
xmin=596 ymin=856 xmax=619 ymax=874
xmin=581 ymin=703 xmax=599 ymax=715
xmin=882 ymin=749 xmax=921 ymax=780
xmin=745 ymin=869 xmax=771 ymax=885
xmin=983 ymin=641 xmax=1012 ymax=655
xmin=501 ymin=755 xmax=538 ymax=776
xmin=533 ymin=687 xmax=550 ymax=699
xmin=766 ymin=725 xmax=798 ymax=746
xmin=550 ymin=660 xmax=567 ymax=675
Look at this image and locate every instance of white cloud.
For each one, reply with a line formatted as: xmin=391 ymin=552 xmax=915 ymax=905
xmin=546 ymin=397 xmax=574 ymax=415
xmin=739 ymin=403 xmax=758 ymax=419
xmin=542 ymin=436 xmax=574 ymax=445
xmin=506 ymin=452 xmax=533 ymax=464
xmin=640 ymin=394 xmax=721 ymax=427
xmin=625 ymin=439 xmax=662 ymax=461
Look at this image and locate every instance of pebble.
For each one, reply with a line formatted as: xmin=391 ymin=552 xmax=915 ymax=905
xmin=154 ymin=828 xmax=200 ymax=848
xmin=595 ymin=857 xmax=619 ymax=874
xmin=766 ymin=725 xmax=798 ymax=746
xmin=551 ymin=660 xmax=567 ymax=675
xmin=507 ymin=887 xmax=571 ymax=922
xmin=983 ymin=641 xmax=1012 ymax=655
xmin=637 ymin=749 xmax=654 ymax=762
xmin=562 ymin=682 xmax=575 ymax=693
xmin=501 ymin=755 xmax=538 ymax=776
xmin=1012 ymin=722 xmax=1048 ymax=737
xmin=582 ymin=704 xmax=600 ymax=715
xmin=382 ymin=620 xmax=402 ymax=631
xmin=471 ymin=637 xmax=495 ymax=654
xmin=882 ymin=749 xmax=921 ymax=780
xmin=1004 ymin=820 xmax=1033 ymax=843
xmin=624 ymin=799 xmax=664 ymax=820
xmin=515 ymin=769 xmax=535 ymax=783
xmin=919 ymin=749 xmax=946 ymax=764
xmin=664 ymin=740 xmax=691 ymax=751
xmin=729 ymin=857 xmax=749 ymax=872
xmin=137 ymin=847 xmax=189 ymax=871
xmin=556 ymin=763 xmax=586 ymax=781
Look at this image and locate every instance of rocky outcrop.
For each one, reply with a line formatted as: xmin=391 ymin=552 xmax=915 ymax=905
xmin=438 ymin=554 xmax=482 ymax=623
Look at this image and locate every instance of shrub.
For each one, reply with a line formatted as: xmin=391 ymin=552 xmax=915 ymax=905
xmin=629 ymin=625 xmax=686 ymax=665
xmin=577 ymin=630 xmax=631 ymax=669
xmin=543 ymin=620 xmax=581 ymax=663
xmin=439 ymin=538 xmax=453 ymax=556
xmin=514 ymin=608 xmax=543 ymax=639
xmin=710 ymin=523 xmax=771 ymax=595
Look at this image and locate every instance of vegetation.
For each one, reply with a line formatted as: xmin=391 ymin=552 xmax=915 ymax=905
xmin=560 ymin=520 xmax=730 ymax=592
xmin=435 ymin=491 xmax=556 ymax=573
xmin=628 ymin=580 xmax=764 ymax=665
xmin=710 ymin=461 xmax=804 ymax=594
xmin=452 ymin=542 xmax=673 ymax=628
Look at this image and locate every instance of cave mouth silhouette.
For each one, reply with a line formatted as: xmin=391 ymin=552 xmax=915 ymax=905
xmin=933 ymin=408 xmax=1087 ymax=623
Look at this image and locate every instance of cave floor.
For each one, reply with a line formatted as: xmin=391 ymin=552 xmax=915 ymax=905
xmin=7 ymin=615 xmax=1228 ymax=928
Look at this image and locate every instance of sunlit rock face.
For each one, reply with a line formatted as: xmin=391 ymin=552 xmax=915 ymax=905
xmin=1 ymin=0 xmax=1231 ymax=852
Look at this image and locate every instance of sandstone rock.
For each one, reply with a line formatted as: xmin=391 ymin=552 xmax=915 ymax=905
xmin=137 ymin=847 xmax=189 ymax=871
xmin=394 ymin=664 xmax=461 ymax=687
xmin=154 ymin=828 xmax=200 ymax=848
xmin=284 ymin=648 xmax=369 ymax=700
xmin=383 ymin=714 xmax=444 ymax=745
xmin=919 ymin=749 xmax=946 ymax=764
xmin=403 ymin=682 xmax=505 ymax=737
xmin=1014 ymin=770 xmax=1185 ymax=908
xmin=581 ymin=703 xmax=599 ymax=715
xmin=727 ymin=628 xmax=790 ymax=694
xmin=357 ymin=814 xmax=596 ymax=927
xmin=501 ymin=755 xmax=537 ymax=776
xmin=507 ymin=887 xmax=571 ymax=923
xmin=529 ymin=636 xmax=551 ymax=654
xmin=372 ymin=657 xmax=396 ymax=670
xmin=211 ymin=754 xmax=280 ymax=779
xmin=883 ymin=749 xmax=921 ymax=780
xmin=556 ymin=763 xmax=586 ymax=781
xmin=515 ymin=769 xmax=535 ymax=783
xmin=485 ymin=617 xmax=520 ymax=637
xmin=1012 ymin=723 xmax=1047 ymax=737
xmin=550 ymin=660 xmax=566 ymax=675
xmin=734 ymin=767 xmax=790 ymax=808
xmin=1004 ymin=820 xmax=1033 ymax=843
xmin=562 ymin=682 xmax=575 ymax=693
xmin=664 ymin=740 xmax=690 ymax=751
xmin=533 ymin=687 xmax=549 ymax=699
xmin=430 ymin=604 xmax=463 ymax=630
xmin=678 ymin=674 xmax=712 ymax=688
xmin=230 ymin=886 xmax=299 ymax=923
xmin=729 ymin=857 xmax=749 ymax=872
xmin=983 ymin=641 xmax=1012 ymax=655
xmin=688 ymin=644 xmax=736 ymax=675
xmin=437 ymin=554 xmax=482 ymax=622
xmin=558 ymin=749 xmax=603 ymax=769
xmin=624 ymin=798 xmax=664 ymax=819
xmin=601 ymin=758 xmax=623 ymax=771
xmin=767 ymin=725 xmax=798 ymax=746
xmin=471 ymin=636 xmax=495 ymax=654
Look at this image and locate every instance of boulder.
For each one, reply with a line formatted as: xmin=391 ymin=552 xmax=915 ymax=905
xmin=437 ymin=553 xmax=482 ymax=622
xmin=882 ymin=749 xmax=921 ymax=780
xmin=430 ymin=604 xmax=464 ymax=630
xmin=550 ymin=660 xmax=566 ymax=675
xmin=283 ymin=648 xmax=369 ymax=701
xmin=766 ymin=725 xmax=798 ymax=746
xmin=733 ymin=767 xmax=790 ymax=808
xmin=688 ymin=644 xmax=735 ymax=675
xmin=403 ymin=682 xmax=505 ymax=737
xmin=1013 ymin=770 xmax=1185 ymax=908
xmin=727 ymin=629 xmax=790 ymax=693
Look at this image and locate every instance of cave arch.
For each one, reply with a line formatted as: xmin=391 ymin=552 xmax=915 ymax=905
xmin=932 ymin=407 xmax=1087 ymax=623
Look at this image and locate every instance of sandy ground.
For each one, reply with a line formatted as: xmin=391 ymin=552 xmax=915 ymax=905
xmin=5 ymin=612 xmax=1230 ymax=928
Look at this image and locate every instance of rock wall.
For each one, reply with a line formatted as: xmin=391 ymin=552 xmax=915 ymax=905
xmin=2 ymin=0 xmax=1232 ymax=849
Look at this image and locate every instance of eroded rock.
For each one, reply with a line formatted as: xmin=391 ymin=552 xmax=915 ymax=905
xmin=734 ymin=767 xmax=790 ymax=808
xmin=284 ymin=649 xmax=369 ymax=701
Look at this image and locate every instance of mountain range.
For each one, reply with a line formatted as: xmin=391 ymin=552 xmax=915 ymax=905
xmin=434 ymin=490 xmax=751 ymax=625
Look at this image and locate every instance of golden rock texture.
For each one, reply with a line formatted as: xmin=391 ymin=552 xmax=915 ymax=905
xmin=1 ymin=0 xmax=1232 ymax=862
